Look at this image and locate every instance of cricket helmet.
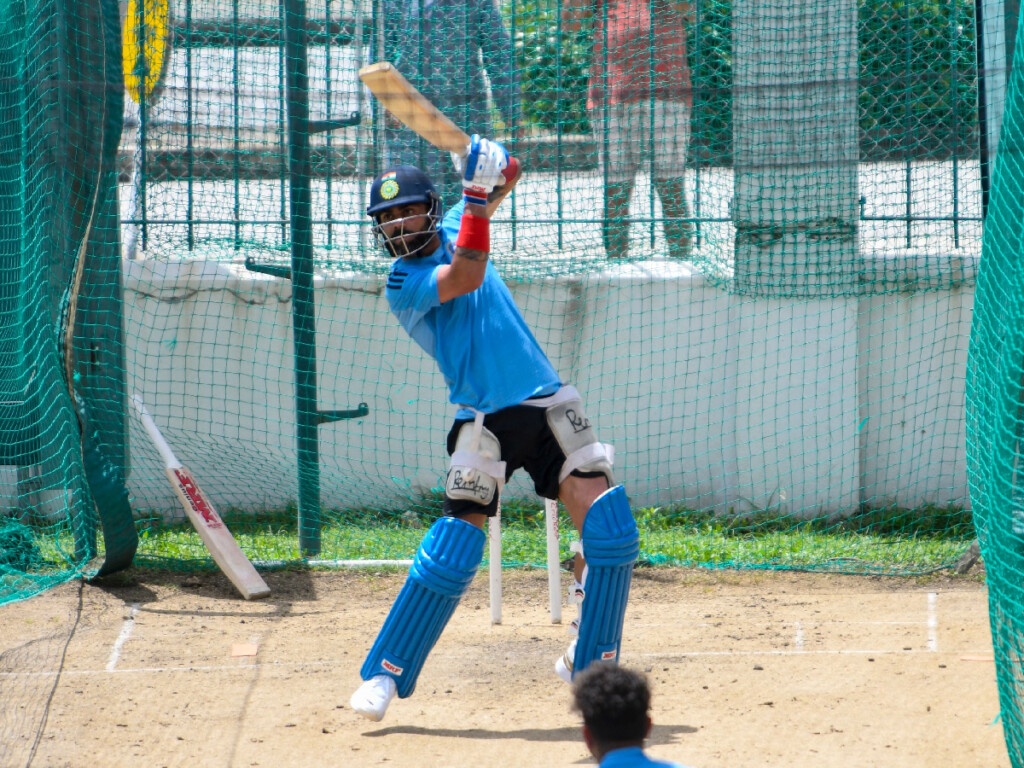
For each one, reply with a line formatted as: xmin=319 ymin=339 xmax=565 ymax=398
xmin=366 ymin=165 xmax=442 ymax=258
xmin=367 ymin=165 xmax=440 ymax=217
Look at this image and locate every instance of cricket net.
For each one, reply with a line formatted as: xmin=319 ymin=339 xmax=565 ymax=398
xmin=0 ymin=0 xmax=993 ymax=615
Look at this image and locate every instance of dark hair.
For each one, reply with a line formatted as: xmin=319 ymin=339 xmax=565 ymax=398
xmin=572 ymin=664 xmax=650 ymax=745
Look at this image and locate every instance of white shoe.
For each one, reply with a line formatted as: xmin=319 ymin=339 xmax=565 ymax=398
xmin=350 ymin=674 xmax=398 ymax=721
xmin=555 ymin=638 xmax=577 ymax=684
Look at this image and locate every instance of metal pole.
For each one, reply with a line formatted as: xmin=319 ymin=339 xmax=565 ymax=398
xmin=186 ymin=0 xmax=194 ymax=249
xmin=903 ymin=0 xmax=912 ymax=249
xmin=693 ymin=0 xmax=703 ymax=249
xmin=324 ymin=0 xmax=333 ymax=249
xmin=137 ymin=0 xmax=148 ymax=252
xmin=976 ymin=0 xmax=992 ymax=217
xmin=283 ymin=0 xmax=322 ymax=555
xmin=951 ymin=0 xmax=961 ymax=247
xmin=232 ymin=0 xmax=241 ymax=249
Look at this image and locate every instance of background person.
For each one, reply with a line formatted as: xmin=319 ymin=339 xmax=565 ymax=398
xmin=573 ymin=663 xmax=695 ymax=767
xmin=563 ymin=0 xmax=694 ymax=259
xmin=380 ymin=0 xmax=521 ymax=210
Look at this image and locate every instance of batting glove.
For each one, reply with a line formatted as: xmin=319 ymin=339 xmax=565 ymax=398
xmin=454 ymin=135 xmax=509 ymax=206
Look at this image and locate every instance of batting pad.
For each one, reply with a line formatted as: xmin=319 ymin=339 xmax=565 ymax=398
xmin=573 ymin=485 xmax=639 ymax=678
xmin=360 ymin=516 xmax=485 ymax=698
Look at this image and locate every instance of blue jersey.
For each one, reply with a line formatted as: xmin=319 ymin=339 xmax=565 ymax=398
xmin=385 ymin=200 xmax=561 ymax=416
xmin=601 ymin=746 xmax=693 ymax=768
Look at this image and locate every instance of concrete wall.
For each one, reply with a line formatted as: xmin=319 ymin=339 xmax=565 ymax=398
xmin=122 ymin=257 xmax=972 ymax=519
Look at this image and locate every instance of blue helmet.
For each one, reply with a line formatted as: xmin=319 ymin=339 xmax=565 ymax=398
xmin=367 ymin=165 xmax=440 ymax=217
xmin=367 ymin=166 xmax=442 ymax=258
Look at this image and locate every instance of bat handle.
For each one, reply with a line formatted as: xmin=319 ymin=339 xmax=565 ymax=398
xmin=502 ymin=156 xmax=520 ymax=184
xmin=131 ymin=393 xmax=182 ymax=470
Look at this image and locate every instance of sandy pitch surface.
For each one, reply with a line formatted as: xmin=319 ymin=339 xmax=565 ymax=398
xmin=0 ymin=567 xmax=1007 ymax=768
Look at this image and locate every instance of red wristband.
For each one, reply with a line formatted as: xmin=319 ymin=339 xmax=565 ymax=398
xmin=456 ymin=212 xmax=490 ymax=252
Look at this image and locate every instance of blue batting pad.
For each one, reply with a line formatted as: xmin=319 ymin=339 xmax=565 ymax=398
xmin=573 ymin=485 xmax=639 ymax=678
xmin=360 ymin=516 xmax=485 ymax=698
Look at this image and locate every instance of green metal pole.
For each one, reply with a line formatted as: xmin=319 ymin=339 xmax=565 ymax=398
xmin=283 ymin=0 xmax=321 ymax=555
xmin=0 ymin=0 xmax=26 ymax=466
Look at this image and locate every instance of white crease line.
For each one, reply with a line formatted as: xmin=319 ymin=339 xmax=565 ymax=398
xmin=1 ymin=660 xmax=336 ymax=677
xmin=632 ymin=620 xmax=932 ymax=628
xmin=927 ymin=592 xmax=938 ymax=652
xmin=638 ymin=648 xmax=986 ymax=659
xmin=794 ymin=621 xmax=804 ymax=651
xmin=106 ymin=603 xmax=140 ymax=672
xmin=0 ymin=646 xmax=994 ymax=680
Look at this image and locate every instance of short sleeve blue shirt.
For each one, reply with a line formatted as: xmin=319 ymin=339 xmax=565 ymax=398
xmin=601 ymin=746 xmax=693 ymax=768
xmin=385 ymin=200 xmax=561 ymax=415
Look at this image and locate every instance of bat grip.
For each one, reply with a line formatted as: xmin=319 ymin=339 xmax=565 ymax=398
xmin=501 ymin=156 xmax=520 ymax=184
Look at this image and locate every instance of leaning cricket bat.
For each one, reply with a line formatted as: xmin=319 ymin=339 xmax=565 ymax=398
xmin=358 ymin=61 xmax=519 ymax=179
xmin=131 ymin=395 xmax=271 ymax=600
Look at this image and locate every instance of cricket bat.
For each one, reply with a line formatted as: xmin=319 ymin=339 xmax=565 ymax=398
xmin=358 ymin=61 xmax=519 ymax=179
xmin=131 ymin=395 xmax=271 ymax=600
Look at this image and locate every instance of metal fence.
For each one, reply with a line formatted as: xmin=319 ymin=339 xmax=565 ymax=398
xmin=120 ymin=0 xmax=995 ymax=260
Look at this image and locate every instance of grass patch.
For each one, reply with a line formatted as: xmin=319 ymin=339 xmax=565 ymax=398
xmin=126 ymin=499 xmax=975 ymax=576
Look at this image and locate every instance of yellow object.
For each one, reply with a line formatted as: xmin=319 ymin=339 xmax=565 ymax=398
xmin=122 ymin=0 xmax=170 ymax=103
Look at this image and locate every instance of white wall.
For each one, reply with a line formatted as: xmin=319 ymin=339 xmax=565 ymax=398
xmin=123 ymin=257 xmax=972 ymax=519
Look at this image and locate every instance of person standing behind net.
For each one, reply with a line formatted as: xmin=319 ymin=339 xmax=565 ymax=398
xmin=563 ymin=0 xmax=694 ymax=259
xmin=380 ymin=0 xmax=521 ymax=211
xmin=348 ymin=138 xmax=639 ymax=721
xmin=573 ymin=664 xmax=696 ymax=768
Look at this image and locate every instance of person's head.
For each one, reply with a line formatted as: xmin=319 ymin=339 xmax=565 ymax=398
xmin=572 ymin=663 xmax=653 ymax=761
xmin=366 ymin=165 xmax=442 ymax=258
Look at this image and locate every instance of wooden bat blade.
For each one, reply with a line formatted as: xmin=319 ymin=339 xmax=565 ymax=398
xmin=167 ymin=465 xmax=271 ymax=600
xmin=358 ymin=61 xmax=470 ymax=153
xmin=131 ymin=394 xmax=269 ymax=600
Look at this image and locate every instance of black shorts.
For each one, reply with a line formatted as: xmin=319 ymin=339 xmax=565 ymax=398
xmin=443 ymin=400 xmax=604 ymax=518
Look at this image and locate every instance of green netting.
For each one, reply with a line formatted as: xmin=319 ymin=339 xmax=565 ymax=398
xmin=969 ymin=2 xmax=1024 ymax=764
xmin=1 ymin=1 xmax=991 ymax=600
xmin=2 ymin=0 xmax=138 ymax=608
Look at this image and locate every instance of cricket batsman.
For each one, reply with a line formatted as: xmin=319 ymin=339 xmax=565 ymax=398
xmin=349 ymin=136 xmax=639 ymax=721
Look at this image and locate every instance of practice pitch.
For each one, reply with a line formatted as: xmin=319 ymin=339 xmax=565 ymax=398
xmin=0 ymin=568 xmax=1006 ymax=767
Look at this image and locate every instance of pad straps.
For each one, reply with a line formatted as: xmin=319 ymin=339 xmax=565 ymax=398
xmin=450 ymin=409 xmax=507 ymax=482
xmin=559 ymin=442 xmax=616 ymax=484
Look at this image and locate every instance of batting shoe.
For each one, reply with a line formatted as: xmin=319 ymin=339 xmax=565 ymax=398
xmin=350 ymin=674 xmax=398 ymax=721
xmin=555 ymin=637 xmax=577 ymax=683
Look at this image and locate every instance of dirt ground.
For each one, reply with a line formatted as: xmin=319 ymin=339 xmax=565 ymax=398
xmin=0 ymin=567 xmax=1009 ymax=768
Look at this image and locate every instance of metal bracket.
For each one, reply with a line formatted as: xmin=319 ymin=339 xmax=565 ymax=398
xmin=318 ymin=403 xmax=369 ymax=423
xmin=309 ymin=112 xmax=361 ymax=134
xmin=243 ymin=255 xmax=290 ymax=279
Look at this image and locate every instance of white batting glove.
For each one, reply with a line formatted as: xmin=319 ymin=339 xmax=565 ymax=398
xmin=453 ymin=135 xmax=509 ymax=206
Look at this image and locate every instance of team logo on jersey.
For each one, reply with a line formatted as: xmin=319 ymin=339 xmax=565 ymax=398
xmin=381 ymin=179 xmax=399 ymax=200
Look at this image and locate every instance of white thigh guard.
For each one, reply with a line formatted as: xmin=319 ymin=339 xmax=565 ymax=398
xmin=446 ymin=421 xmax=506 ymax=506
xmin=544 ymin=392 xmax=614 ymax=486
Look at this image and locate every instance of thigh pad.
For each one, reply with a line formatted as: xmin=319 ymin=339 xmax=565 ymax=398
xmin=446 ymin=422 xmax=506 ymax=506
xmin=544 ymin=393 xmax=614 ymax=486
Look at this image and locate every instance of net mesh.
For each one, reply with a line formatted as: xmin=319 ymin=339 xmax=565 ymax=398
xmin=968 ymin=1 xmax=1024 ymax=761
xmin=0 ymin=1 xmax=990 ymax=600
xmin=20 ymin=0 xmax=1024 ymax=751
